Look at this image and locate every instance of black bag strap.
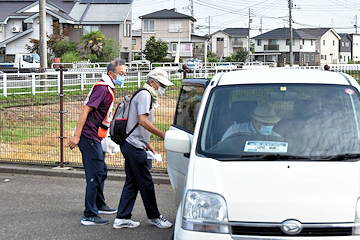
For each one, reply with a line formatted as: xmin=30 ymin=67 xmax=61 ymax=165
xmin=126 ymin=88 xmax=153 ymax=136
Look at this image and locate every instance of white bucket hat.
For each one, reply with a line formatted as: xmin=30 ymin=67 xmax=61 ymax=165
xmin=251 ymin=103 xmax=281 ymax=124
xmin=147 ymin=68 xmax=174 ymax=86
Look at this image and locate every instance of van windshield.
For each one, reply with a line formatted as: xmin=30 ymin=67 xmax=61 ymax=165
xmin=198 ymin=84 xmax=360 ymax=160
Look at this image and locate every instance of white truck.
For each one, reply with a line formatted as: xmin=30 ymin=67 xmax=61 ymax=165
xmin=0 ymin=53 xmax=41 ymax=73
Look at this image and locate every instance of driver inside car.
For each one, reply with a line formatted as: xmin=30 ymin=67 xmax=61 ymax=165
xmin=221 ymin=103 xmax=281 ymax=141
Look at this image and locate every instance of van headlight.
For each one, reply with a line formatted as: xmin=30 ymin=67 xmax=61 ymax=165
xmin=354 ymin=198 xmax=360 ymax=235
xmin=182 ymin=190 xmax=229 ymax=234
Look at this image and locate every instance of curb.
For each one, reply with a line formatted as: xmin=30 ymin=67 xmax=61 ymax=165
xmin=0 ymin=163 xmax=170 ymax=185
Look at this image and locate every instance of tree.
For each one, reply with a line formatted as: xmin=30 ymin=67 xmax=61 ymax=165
xmin=231 ymin=47 xmax=249 ymax=62
xmin=25 ymin=22 xmax=73 ymax=57
xmin=80 ymin=31 xmax=105 ymax=61
xmin=142 ymin=36 xmax=168 ymax=62
xmin=97 ymin=38 xmax=121 ymax=62
xmin=207 ymin=51 xmax=218 ymax=62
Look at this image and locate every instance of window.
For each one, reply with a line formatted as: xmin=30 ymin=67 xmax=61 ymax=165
xmin=345 ymin=42 xmax=350 ymax=47
xmin=181 ymin=43 xmax=191 ymax=52
xmin=311 ymin=40 xmax=314 ymax=46
xmin=286 ymin=39 xmax=295 ymax=46
xmin=311 ymin=55 xmax=315 ymax=61
xmin=333 ymin=40 xmax=335 ymax=46
xmin=22 ymin=55 xmax=33 ymax=63
xmin=174 ymin=84 xmax=206 ymax=133
xmin=323 ymin=40 xmax=326 ymax=45
xmin=169 ymin=22 xmax=182 ymax=32
xmin=269 ymin=39 xmax=276 ymax=45
xmin=171 ymin=43 xmax=177 ymax=52
xmin=124 ymin=23 xmax=131 ymax=37
xmin=342 ymin=42 xmax=345 ymax=47
xmin=198 ymin=84 xmax=360 ymax=158
xmin=217 ymin=38 xmax=224 ymax=41
xmin=302 ymin=39 xmax=305 ymax=45
xmin=83 ymin=25 xmax=99 ymax=35
xmin=132 ymin=39 xmax=136 ymax=45
xmin=143 ymin=19 xmax=155 ymax=33
xmin=257 ymin=39 xmax=261 ymax=46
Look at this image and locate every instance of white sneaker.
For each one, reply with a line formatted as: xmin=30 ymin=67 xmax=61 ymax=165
xmin=148 ymin=215 xmax=173 ymax=229
xmin=113 ymin=218 xmax=140 ymax=229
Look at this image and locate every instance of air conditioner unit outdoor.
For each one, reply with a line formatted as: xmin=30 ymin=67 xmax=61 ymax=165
xmin=315 ymin=50 xmax=320 ymax=54
xmin=12 ymin=26 xmax=21 ymax=33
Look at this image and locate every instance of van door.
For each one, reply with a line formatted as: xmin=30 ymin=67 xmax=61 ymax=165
xmin=167 ymin=79 xmax=208 ymax=206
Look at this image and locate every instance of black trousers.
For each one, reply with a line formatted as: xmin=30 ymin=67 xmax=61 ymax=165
xmin=116 ymin=141 xmax=160 ymax=219
xmin=78 ymin=135 xmax=107 ymax=217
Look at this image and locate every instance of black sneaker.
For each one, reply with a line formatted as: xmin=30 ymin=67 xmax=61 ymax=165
xmin=98 ymin=205 xmax=117 ymax=215
xmin=81 ymin=216 xmax=110 ymax=226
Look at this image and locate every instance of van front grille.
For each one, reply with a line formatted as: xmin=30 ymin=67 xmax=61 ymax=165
xmin=231 ymin=225 xmax=353 ymax=237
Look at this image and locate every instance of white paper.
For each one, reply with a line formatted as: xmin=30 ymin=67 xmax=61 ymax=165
xmin=244 ymin=141 xmax=288 ymax=153
xmin=146 ymin=151 xmax=163 ymax=162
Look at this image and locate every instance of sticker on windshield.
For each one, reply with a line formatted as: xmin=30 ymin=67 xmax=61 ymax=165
xmin=244 ymin=141 xmax=288 ymax=153
xmin=345 ymin=88 xmax=355 ymax=95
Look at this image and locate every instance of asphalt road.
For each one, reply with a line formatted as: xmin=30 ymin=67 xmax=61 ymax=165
xmin=0 ymin=173 xmax=176 ymax=240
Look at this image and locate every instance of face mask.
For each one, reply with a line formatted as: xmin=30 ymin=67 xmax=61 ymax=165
xmin=194 ymin=94 xmax=202 ymax=101
xmin=157 ymin=86 xmax=166 ymax=96
xmin=114 ymin=75 xmax=125 ymax=85
xmin=259 ymin=125 xmax=273 ymax=135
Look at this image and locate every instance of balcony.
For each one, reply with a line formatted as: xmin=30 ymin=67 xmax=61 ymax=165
xmin=264 ymin=44 xmax=279 ymax=51
xmin=232 ymin=40 xmax=244 ymax=46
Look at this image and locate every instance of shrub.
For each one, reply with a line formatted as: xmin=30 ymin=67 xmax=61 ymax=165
xmin=60 ymin=51 xmax=83 ymax=63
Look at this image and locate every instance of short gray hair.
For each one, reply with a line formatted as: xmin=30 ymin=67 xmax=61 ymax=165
xmin=107 ymin=59 xmax=125 ymax=74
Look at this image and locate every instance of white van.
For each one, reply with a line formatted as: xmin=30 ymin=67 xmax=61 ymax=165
xmin=165 ymin=68 xmax=360 ymax=240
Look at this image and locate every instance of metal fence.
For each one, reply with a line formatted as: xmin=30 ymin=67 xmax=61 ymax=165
xmin=1 ymin=65 xmax=360 ymax=172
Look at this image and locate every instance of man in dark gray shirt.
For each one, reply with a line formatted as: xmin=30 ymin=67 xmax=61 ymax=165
xmin=113 ymin=69 xmax=173 ymax=229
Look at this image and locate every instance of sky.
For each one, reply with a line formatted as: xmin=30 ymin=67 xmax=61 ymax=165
xmin=131 ymin=0 xmax=360 ymax=37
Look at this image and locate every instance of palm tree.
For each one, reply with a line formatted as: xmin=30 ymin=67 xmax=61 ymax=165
xmin=80 ymin=31 xmax=105 ymax=59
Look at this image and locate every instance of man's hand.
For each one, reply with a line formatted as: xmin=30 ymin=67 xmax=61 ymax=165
xmin=146 ymin=142 xmax=155 ymax=155
xmin=68 ymin=135 xmax=80 ymax=150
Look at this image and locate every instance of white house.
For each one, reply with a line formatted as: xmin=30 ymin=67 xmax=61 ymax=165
xmin=351 ymin=33 xmax=360 ymax=62
xmin=210 ymin=28 xmax=249 ymax=60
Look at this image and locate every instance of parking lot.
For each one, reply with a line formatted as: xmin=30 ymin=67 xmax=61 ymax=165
xmin=0 ymin=171 xmax=176 ymax=240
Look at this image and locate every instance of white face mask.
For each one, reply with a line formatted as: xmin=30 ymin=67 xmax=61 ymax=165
xmin=157 ymin=86 xmax=166 ymax=96
xmin=154 ymin=81 xmax=166 ymax=96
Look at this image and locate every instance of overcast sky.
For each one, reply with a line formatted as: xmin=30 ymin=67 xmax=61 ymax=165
xmin=132 ymin=0 xmax=360 ymax=37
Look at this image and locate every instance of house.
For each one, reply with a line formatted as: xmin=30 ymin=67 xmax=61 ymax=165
xmin=350 ymin=33 xmax=360 ymax=62
xmin=0 ymin=0 xmax=133 ymax=62
xmin=252 ymin=28 xmax=317 ymax=66
xmin=338 ymin=33 xmax=352 ymax=64
xmin=252 ymin=27 xmax=340 ymax=66
xmin=298 ymin=28 xmax=340 ymax=65
xmin=139 ymin=8 xmax=206 ymax=62
xmin=67 ymin=0 xmax=133 ymax=61
xmin=210 ymin=28 xmax=249 ymax=60
xmin=131 ymin=29 xmax=141 ymax=60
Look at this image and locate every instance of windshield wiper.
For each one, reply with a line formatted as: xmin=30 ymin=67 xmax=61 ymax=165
xmin=313 ymin=154 xmax=360 ymax=161
xmin=217 ymin=154 xmax=312 ymax=161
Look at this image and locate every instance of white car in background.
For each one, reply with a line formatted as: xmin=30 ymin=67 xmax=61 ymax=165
xmin=165 ymin=69 xmax=360 ymax=240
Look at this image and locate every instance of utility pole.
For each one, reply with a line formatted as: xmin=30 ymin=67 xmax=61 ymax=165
xmin=288 ymin=0 xmax=293 ymax=66
xmin=39 ymin=0 xmax=47 ymax=71
xmin=355 ymin=15 xmax=358 ymax=34
xmin=189 ymin=0 xmax=194 ymax=34
xmin=248 ymin=8 xmax=254 ymax=52
xmin=208 ymin=16 xmax=211 ymax=37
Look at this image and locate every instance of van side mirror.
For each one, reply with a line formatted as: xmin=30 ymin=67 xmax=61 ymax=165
xmin=165 ymin=130 xmax=191 ymax=154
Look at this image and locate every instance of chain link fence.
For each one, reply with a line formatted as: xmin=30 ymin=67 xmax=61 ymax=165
xmin=1 ymin=65 xmax=360 ymax=172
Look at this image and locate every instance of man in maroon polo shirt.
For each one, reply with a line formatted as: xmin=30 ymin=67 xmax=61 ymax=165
xmin=69 ymin=59 xmax=126 ymax=226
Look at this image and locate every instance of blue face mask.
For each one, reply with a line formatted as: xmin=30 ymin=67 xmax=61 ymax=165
xmin=259 ymin=125 xmax=273 ymax=135
xmin=194 ymin=94 xmax=202 ymax=101
xmin=114 ymin=75 xmax=125 ymax=85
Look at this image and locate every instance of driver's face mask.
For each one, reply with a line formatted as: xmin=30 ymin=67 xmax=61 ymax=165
xmin=259 ymin=125 xmax=274 ymax=135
